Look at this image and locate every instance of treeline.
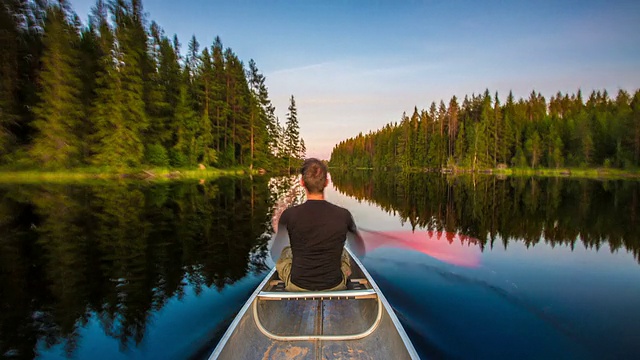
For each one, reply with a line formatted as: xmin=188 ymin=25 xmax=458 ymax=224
xmin=331 ymin=171 xmax=640 ymax=263
xmin=0 ymin=0 xmax=305 ymax=170
xmin=330 ymin=89 xmax=640 ymax=170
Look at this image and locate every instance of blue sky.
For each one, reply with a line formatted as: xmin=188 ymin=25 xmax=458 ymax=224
xmin=72 ymin=0 xmax=640 ymax=160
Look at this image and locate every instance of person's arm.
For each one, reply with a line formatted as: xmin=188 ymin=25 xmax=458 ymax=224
xmin=346 ymin=213 xmax=365 ymax=257
xmin=270 ymin=210 xmax=290 ymax=261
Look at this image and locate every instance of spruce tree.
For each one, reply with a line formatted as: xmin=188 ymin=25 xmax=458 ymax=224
xmin=628 ymin=90 xmax=640 ymax=167
xmin=196 ymin=47 xmax=216 ymax=165
xmin=247 ymin=59 xmax=278 ymax=167
xmin=0 ymin=0 xmax=24 ymax=158
xmin=145 ymin=21 xmax=173 ymax=151
xmin=448 ymin=96 xmax=459 ymax=162
xmin=91 ymin=0 xmax=148 ymax=167
xmin=223 ymin=48 xmax=252 ymax=166
xmin=284 ymin=95 xmax=300 ymax=171
xmin=299 ymin=138 xmax=306 ymax=159
xmin=525 ymin=130 xmax=542 ymax=167
xmin=172 ymin=82 xmax=199 ymax=167
xmin=29 ymin=4 xmax=84 ymax=168
xmin=493 ymin=92 xmax=504 ymax=165
xmin=455 ymin=122 xmax=467 ymax=165
xmin=480 ymin=90 xmax=495 ymax=167
xmin=210 ymin=36 xmax=227 ymax=155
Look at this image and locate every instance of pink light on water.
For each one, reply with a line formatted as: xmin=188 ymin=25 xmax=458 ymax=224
xmin=360 ymin=230 xmax=482 ymax=268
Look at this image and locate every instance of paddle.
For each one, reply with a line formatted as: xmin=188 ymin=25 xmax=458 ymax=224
xmin=357 ymin=228 xmax=481 ymax=268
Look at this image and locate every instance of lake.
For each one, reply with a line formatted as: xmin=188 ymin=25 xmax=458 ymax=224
xmin=1 ymin=173 xmax=639 ymax=359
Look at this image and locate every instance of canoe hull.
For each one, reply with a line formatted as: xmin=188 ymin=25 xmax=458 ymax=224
xmin=209 ymin=249 xmax=419 ymax=360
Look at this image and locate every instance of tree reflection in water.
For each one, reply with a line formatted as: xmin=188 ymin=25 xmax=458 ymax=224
xmin=330 ymin=171 xmax=639 ymax=262
xmin=0 ymin=177 xmax=283 ymax=358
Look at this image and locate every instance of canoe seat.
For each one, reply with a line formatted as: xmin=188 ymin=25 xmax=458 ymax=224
xmin=268 ymin=278 xmax=369 ymax=292
xmin=258 ymin=288 xmax=377 ymax=301
xmin=348 ymin=278 xmax=369 ymax=290
xmin=268 ymin=280 xmax=286 ymax=291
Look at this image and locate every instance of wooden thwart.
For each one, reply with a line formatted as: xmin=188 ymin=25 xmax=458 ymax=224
xmin=258 ymin=289 xmax=378 ymax=301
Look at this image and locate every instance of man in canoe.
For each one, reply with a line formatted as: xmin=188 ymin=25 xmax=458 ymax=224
xmin=274 ymin=158 xmax=363 ymax=291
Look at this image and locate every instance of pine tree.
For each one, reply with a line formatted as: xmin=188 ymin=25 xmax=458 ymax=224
xmin=0 ymin=0 xmax=46 ymax=157
xmin=77 ymin=21 xmax=104 ymax=161
xmin=299 ymin=138 xmax=306 ymax=159
xmin=29 ymin=4 xmax=84 ymax=168
xmin=548 ymin=125 xmax=564 ymax=168
xmin=470 ymin=120 xmax=489 ymax=170
xmin=426 ymin=102 xmax=438 ymax=168
xmin=197 ymin=47 xmax=216 ymax=165
xmin=525 ymin=130 xmax=542 ymax=167
xmin=397 ymin=112 xmax=411 ymax=168
xmin=493 ymin=92 xmax=504 ymax=165
xmin=222 ymin=47 xmax=251 ymax=166
xmin=284 ymin=95 xmax=300 ymax=171
xmin=480 ymin=90 xmax=495 ymax=167
xmin=448 ymin=96 xmax=459 ymax=162
xmin=210 ymin=36 xmax=227 ymax=155
xmin=185 ymin=35 xmax=200 ymax=90
xmin=501 ymin=91 xmax=515 ymax=165
xmin=455 ymin=122 xmax=467 ymax=165
xmin=628 ymin=90 xmax=640 ymax=166
xmin=612 ymin=90 xmax=631 ymax=167
xmin=91 ymin=0 xmax=148 ymax=167
xmin=144 ymin=21 xmax=173 ymax=150
xmin=172 ymin=82 xmax=199 ymax=167
xmin=0 ymin=0 xmax=25 ymax=158
xmin=247 ymin=59 xmax=276 ymax=168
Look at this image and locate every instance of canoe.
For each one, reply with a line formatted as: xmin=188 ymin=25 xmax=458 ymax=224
xmin=208 ymin=248 xmax=420 ymax=360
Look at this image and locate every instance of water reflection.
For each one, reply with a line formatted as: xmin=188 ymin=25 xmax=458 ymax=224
xmin=331 ymin=171 xmax=640 ymax=263
xmin=0 ymin=178 xmax=280 ymax=358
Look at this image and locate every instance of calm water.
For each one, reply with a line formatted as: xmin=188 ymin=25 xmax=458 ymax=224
xmin=1 ymin=173 xmax=639 ymax=359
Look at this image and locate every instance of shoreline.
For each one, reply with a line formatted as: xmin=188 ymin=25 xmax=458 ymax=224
xmin=0 ymin=167 xmax=258 ymax=183
xmin=328 ymin=166 xmax=640 ymax=180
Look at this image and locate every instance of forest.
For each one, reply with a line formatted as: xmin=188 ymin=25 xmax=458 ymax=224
xmin=330 ymin=88 xmax=640 ymax=171
xmin=0 ymin=0 xmax=305 ymax=171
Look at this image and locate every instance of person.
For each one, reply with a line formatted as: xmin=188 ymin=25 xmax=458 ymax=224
xmin=274 ymin=158 xmax=363 ymax=291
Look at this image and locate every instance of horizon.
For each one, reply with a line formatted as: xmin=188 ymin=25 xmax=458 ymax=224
xmin=71 ymin=0 xmax=640 ymax=160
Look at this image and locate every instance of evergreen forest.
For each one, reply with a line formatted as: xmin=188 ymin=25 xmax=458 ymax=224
xmin=0 ymin=0 xmax=305 ymax=171
xmin=330 ymin=89 xmax=640 ymax=171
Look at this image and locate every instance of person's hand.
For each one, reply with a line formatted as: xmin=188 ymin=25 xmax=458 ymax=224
xmin=346 ymin=231 xmax=365 ymax=257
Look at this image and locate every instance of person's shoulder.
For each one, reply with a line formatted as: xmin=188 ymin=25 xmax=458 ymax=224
xmin=325 ymin=201 xmax=352 ymax=215
xmin=282 ymin=203 xmax=302 ymax=215
xmin=280 ymin=204 xmax=299 ymax=221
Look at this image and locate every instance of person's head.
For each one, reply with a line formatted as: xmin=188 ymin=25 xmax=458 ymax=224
xmin=300 ymin=158 xmax=328 ymax=194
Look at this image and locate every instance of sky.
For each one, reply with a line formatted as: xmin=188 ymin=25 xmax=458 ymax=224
xmin=71 ymin=0 xmax=640 ymax=160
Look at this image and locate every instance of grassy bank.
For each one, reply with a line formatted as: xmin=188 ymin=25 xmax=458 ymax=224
xmin=448 ymin=166 xmax=640 ymax=179
xmin=330 ymin=165 xmax=640 ymax=180
xmin=491 ymin=167 xmax=640 ymax=180
xmin=0 ymin=167 xmax=256 ymax=184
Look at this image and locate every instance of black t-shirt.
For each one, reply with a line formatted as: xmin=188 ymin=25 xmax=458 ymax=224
xmin=279 ymin=200 xmax=357 ymax=290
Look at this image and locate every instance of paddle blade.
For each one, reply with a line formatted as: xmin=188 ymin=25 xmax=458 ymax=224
xmin=360 ymin=230 xmax=481 ymax=267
